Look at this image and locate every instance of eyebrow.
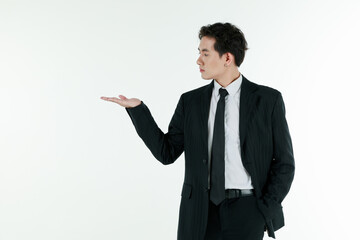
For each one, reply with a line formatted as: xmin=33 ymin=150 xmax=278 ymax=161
xmin=198 ymin=48 xmax=210 ymax=52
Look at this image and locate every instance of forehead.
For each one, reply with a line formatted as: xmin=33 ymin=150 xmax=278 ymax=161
xmin=198 ymin=36 xmax=216 ymax=51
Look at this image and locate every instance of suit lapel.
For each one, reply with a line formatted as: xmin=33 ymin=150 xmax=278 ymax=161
xmin=200 ymin=80 xmax=214 ymax=159
xmin=240 ymin=76 xmax=260 ymax=151
xmin=199 ymin=76 xmax=259 ymax=159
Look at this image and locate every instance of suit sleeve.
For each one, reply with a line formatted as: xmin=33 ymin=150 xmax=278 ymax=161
xmin=264 ymin=92 xmax=295 ymax=205
xmin=125 ymin=95 xmax=185 ymax=165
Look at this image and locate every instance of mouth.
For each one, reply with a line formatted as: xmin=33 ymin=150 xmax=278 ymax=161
xmin=200 ymin=69 xmax=205 ymax=72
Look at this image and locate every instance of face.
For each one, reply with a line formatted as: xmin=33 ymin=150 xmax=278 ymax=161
xmin=197 ymin=36 xmax=227 ymax=80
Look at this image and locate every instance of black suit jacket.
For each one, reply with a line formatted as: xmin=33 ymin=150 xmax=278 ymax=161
xmin=126 ymin=76 xmax=295 ymax=239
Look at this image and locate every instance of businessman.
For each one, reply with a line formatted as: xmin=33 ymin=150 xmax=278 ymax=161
xmin=101 ymin=22 xmax=295 ymax=240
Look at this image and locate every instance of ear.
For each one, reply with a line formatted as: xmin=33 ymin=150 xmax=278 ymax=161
xmin=224 ymin=52 xmax=234 ymax=66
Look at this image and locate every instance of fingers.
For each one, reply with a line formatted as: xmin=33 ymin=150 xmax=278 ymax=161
xmin=100 ymin=95 xmax=134 ymax=108
xmin=100 ymin=95 xmax=127 ymax=101
xmin=100 ymin=96 xmax=121 ymax=103
xmin=100 ymin=96 xmax=112 ymax=101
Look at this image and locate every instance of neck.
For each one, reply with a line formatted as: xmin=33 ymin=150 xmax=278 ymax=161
xmin=215 ymin=68 xmax=241 ymax=87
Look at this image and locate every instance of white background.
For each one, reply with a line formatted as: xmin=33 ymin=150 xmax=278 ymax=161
xmin=1 ymin=0 xmax=360 ymax=239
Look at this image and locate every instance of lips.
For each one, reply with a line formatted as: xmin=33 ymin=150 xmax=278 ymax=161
xmin=200 ymin=69 xmax=205 ymax=72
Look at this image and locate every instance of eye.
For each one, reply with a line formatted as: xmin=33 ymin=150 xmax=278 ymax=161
xmin=198 ymin=52 xmax=208 ymax=57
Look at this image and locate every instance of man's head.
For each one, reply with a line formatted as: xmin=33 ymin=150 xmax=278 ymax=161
xmin=197 ymin=22 xmax=248 ymax=81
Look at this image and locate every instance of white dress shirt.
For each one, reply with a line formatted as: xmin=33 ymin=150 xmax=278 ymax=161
xmin=208 ymin=74 xmax=253 ymax=190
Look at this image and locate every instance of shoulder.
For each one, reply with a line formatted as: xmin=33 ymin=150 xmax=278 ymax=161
xmin=182 ymin=82 xmax=211 ymax=97
xmin=171 ymin=81 xmax=213 ymax=110
xmin=177 ymin=81 xmax=213 ymax=104
xmin=244 ymin=76 xmax=281 ymax=101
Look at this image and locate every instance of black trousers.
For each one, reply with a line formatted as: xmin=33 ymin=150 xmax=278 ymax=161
xmin=204 ymin=194 xmax=265 ymax=240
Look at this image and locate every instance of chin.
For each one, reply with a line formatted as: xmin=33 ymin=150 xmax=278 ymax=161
xmin=201 ymin=75 xmax=213 ymax=80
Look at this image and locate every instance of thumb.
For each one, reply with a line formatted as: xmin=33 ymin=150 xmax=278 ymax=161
xmin=118 ymin=95 xmax=127 ymax=100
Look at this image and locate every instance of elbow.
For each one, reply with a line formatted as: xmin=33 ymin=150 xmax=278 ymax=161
xmin=158 ymin=156 xmax=176 ymax=165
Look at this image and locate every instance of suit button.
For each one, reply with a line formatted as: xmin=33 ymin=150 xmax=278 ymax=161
xmin=202 ymin=159 xmax=207 ymax=164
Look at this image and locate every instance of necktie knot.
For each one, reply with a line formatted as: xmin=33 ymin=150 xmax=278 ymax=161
xmin=219 ymin=88 xmax=228 ymax=99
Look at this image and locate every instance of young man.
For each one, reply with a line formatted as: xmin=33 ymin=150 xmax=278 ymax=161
xmin=101 ymin=22 xmax=295 ymax=240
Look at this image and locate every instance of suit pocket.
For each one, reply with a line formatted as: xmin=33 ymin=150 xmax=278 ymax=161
xmin=181 ymin=183 xmax=192 ymax=199
xmin=257 ymin=197 xmax=282 ymax=221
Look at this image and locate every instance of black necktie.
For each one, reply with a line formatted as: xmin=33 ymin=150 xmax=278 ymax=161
xmin=210 ymin=88 xmax=228 ymax=205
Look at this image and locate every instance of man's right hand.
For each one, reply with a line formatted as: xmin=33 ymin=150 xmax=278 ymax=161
xmin=100 ymin=95 xmax=141 ymax=108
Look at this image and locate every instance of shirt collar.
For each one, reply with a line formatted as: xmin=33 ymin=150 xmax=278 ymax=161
xmin=213 ymin=73 xmax=243 ymax=97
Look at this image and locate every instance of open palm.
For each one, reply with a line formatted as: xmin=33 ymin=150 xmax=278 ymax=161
xmin=100 ymin=95 xmax=141 ymax=108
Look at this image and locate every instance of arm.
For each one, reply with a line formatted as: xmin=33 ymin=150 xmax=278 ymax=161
xmin=263 ymin=92 xmax=295 ymax=206
xmin=125 ymin=96 xmax=185 ymax=165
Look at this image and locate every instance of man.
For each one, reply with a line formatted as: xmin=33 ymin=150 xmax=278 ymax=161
xmin=101 ymin=22 xmax=295 ymax=240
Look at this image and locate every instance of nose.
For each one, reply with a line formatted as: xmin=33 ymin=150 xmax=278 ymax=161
xmin=196 ymin=55 xmax=202 ymax=66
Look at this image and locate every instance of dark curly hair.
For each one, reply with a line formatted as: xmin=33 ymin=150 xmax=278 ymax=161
xmin=198 ymin=22 xmax=248 ymax=67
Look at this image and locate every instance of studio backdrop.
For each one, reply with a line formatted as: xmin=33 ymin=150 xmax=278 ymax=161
xmin=1 ymin=0 xmax=359 ymax=239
